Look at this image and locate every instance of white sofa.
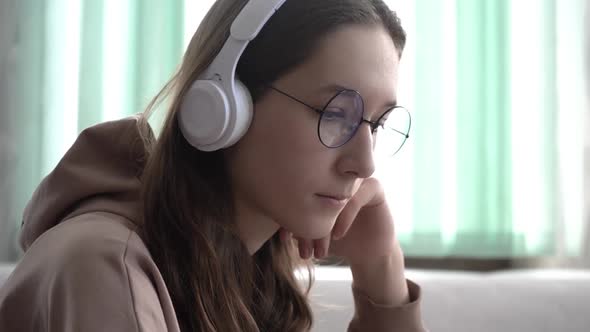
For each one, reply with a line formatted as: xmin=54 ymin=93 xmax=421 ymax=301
xmin=311 ymin=267 xmax=590 ymax=331
xmin=2 ymin=264 xmax=590 ymax=331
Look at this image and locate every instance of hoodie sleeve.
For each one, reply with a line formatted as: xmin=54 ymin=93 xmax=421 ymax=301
xmin=43 ymin=232 xmax=144 ymax=332
xmin=0 ymin=214 xmax=178 ymax=332
xmin=347 ymin=279 xmax=427 ymax=332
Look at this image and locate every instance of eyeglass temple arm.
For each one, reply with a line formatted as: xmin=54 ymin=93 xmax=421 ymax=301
xmin=267 ymin=86 xmax=323 ymax=114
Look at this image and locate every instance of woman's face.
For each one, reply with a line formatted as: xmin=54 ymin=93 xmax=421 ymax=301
xmin=227 ymin=24 xmax=400 ymax=242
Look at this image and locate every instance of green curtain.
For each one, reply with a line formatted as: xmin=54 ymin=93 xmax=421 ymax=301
xmin=9 ymin=0 xmax=185 ymax=260
xmin=6 ymin=0 xmax=588 ymax=261
xmin=408 ymin=0 xmax=521 ymax=256
xmin=384 ymin=0 xmax=587 ymax=258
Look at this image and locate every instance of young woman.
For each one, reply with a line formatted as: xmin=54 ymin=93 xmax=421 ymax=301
xmin=0 ymin=0 xmax=425 ymax=331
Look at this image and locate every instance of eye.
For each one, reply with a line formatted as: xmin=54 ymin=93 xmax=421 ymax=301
xmin=323 ymin=107 xmax=346 ymax=121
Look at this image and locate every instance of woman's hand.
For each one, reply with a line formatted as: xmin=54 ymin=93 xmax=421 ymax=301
xmin=280 ymin=177 xmax=410 ymax=306
xmin=282 ymin=177 xmax=399 ymax=265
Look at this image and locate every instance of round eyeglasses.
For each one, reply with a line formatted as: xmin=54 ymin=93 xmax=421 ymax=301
xmin=268 ymin=86 xmax=411 ymax=156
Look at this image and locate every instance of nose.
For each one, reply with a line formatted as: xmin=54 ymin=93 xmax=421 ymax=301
xmin=335 ymin=123 xmax=376 ymax=179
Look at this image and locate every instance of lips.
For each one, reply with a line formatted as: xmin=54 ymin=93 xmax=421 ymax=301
xmin=316 ymin=193 xmax=352 ymax=201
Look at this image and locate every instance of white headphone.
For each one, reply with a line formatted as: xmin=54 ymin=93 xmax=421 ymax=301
xmin=178 ymin=0 xmax=288 ymax=151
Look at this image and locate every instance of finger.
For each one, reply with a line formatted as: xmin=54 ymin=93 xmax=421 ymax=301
xmin=296 ymin=237 xmax=314 ymax=259
xmin=279 ymin=228 xmax=292 ymax=244
xmin=363 ymin=178 xmax=386 ymax=207
xmin=313 ymin=236 xmax=331 ymax=259
xmin=331 ymin=198 xmax=360 ymax=240
xmin=331 ymin=180 xmax=376 ymax=239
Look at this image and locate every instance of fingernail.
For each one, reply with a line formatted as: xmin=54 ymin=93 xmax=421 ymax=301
xmin=281 ymin=232 xmax=290 ymax=243
xmin=300 ymin=247 xmax=309 ymax=259
xmin=315 ymin=248 xmax=323 ymax=258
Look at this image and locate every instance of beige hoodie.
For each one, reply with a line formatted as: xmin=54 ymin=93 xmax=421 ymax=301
xmin=0 ymin=116 xmax=426 ymax=332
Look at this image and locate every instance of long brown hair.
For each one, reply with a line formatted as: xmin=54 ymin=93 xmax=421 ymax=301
xmin=138 ymin=0 xmax=406 ymax=331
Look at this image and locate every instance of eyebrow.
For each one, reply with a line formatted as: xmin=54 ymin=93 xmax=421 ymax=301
xmin=316 ymin=83 xmax=398 ymax=109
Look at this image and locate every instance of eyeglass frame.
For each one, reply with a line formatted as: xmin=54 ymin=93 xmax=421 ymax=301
xmin=267 ymin=85 xmax=411 ymax=153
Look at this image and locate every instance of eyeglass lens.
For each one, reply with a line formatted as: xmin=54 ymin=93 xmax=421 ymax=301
xmin=318 ymin=90 xmax=410 ymax=155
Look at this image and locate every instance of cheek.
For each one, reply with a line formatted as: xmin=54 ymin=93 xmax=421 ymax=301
xmin=233 ymin=126 xmax=338 ymax=234
xmin=229 ymin=101 xmax=340 ymax=237
xmin=250 ymin=145 xmax=339 ymax=238
xmin=241 ymin=103 xmax=322 ymax=193
xmin=244 ymin=132 xmax=318 ymax=204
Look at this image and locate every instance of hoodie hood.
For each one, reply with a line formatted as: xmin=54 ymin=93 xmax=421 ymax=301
xmin=20 ymin=116 xmax=151 ymax=251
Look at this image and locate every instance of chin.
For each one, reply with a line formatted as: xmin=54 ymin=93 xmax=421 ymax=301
xmin=288 ymin=215 xmax=336 ymax=240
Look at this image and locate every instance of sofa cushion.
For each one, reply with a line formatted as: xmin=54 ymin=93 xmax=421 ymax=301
xmin=311 ymin=267 xmax=590 ymax=332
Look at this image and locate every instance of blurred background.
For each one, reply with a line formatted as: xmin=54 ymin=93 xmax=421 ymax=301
xmin=0 ymin=0 xmax=588 ymax=269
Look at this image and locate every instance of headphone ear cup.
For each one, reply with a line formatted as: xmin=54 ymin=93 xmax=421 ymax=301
xmin=178 ymin=80 xmax=230 ymax=151
xmin=224 ymin=79 xmax=254 ymax=147
xmin=178 ymin=79 xmax=253 ymax=151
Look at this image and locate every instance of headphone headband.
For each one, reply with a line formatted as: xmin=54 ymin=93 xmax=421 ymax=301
xmin=202 ymin=0 xmax=287 ymax=81
xmin=232 ymin=0 xmax=287 ymax=41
